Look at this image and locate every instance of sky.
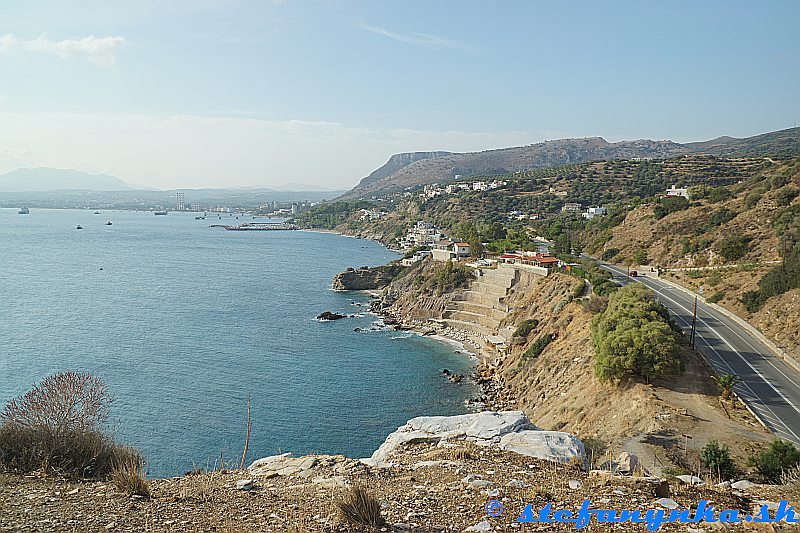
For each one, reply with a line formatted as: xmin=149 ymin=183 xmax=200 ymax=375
xmin=0 ymin=0 xmax=798 ymax=190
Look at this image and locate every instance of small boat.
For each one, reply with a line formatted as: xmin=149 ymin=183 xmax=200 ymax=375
xmin=154 ymin=210 xmax=168 ymax=215
xmin=76 ymin=225 xmax=83 ymax=230
xmin=94 ymin=211 xmax=101 ymax=215
xmin=105 ymin=221 xmax=112 ymax=226
xmin=18 ymin=207 xmax=29 ymax=214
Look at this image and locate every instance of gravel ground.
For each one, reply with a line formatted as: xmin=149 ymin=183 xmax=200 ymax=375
xmin=3 ymin=442 xmax=796 ymax=532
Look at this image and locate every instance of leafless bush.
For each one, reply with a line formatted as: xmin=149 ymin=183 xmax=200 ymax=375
xmin=0 ymin=371 xmax=139 ymax=479
xmin=335 ymin=486 xmax=385 ymax=528
xmin=3 ymin=371 xmax=112 ymax=433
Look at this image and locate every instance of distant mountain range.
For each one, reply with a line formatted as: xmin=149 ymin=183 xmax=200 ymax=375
xmin=341 ymin=127 xmax=800 ymax=199
xmin=0 ymin=168 xmax=136 ymax=192
xmin=0 ymin=167 xmax=342 ymax=195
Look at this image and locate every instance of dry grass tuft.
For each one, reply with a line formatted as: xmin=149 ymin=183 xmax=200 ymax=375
xmin=335 ymin=486 xmax=385 ymax=529
xmin=447 ymin=447 xmax=472 ymax=461
xmin=112 ymin=457 xmax=150 ymax=498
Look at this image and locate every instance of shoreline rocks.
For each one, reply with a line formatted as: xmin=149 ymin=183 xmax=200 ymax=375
xmin=332 ymin=264 xmax=404 ymax=291
xmin=316 ymin=310 xmax=346 ymax=321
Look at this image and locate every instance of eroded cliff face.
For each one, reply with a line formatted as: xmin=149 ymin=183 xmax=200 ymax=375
xmin=332 ymin=264 xmax=405 ymax=291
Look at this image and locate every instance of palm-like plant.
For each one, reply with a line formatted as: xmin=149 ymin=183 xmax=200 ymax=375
xmin=712 ymin=373 xmax=741 ymax=401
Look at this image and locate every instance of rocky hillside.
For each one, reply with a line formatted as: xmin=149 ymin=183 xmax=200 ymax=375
xmin=485 ymin=273 xmax=769 ymax=469
xmin=341 ymin=127 xmax=800 ymax=200
xmin=366 ymin=259 xmax=771 ymax=473
xmin=590 ymin=157 xmax=800 ymax=361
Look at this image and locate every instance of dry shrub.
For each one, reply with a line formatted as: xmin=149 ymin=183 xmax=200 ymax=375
xmin=781 ymin=463 xmax=800 ymax=487
xmin=335 ymin=486 xmax=385 ymax=529
xmin=448 ymin=447 xmax=472 ymax=461
xmin=0 ymin=371 xmax=141 ymax=479
xmin=112 ymin=456 xmax=150 ymax=497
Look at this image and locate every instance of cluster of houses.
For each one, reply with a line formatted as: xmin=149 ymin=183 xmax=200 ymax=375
xmin=561 ymin=203 xmax=608 ymax=220
xmin=398 ymin=221 xmax=445 ymax=249
xmin=507 ymin=211 xmax=541 ymax=221
xmin=359 ymin=208 xmax=387 ymax=221
xmin=420 ymin=179 xmax=508 ymax=199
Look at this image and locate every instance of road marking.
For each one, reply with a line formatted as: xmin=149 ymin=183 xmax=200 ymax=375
xmin=640 ymin=280 xmax=800 ymax=443
xmin=600 ymin=263 xmax=800 ymax=443
xmin=701 ymin=304 xmax=800 ymax=390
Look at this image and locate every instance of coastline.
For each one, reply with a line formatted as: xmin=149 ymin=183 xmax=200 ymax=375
xmin=319 ymin=225 xmax=501 ymax=407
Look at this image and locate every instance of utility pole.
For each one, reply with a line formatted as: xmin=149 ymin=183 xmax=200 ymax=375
xmin=690 ymin=295 xmax=698 ymax=349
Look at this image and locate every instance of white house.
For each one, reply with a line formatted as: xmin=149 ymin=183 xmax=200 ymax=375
xmin=453 ymin=242 xmax=471 ymax=258
xmin=666 ymin=184 xmax=689 ymax=198
xmin=582 ymin=206 xmax=607 ymax=219
xmin=431 ymin=241 xmax=471 ymax=261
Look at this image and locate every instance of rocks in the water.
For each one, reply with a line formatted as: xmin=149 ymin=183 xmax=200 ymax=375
xmin=449 ymin=373 xmax=464 ymax=383
xmin=316 ymin=311 xmax=346 ymax=321
xmin=362 ymin=411 xmax=585 ymax=466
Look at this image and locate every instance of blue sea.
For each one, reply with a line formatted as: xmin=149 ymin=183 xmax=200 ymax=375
xmin=0 ymin=208 xmax=477 ymax=476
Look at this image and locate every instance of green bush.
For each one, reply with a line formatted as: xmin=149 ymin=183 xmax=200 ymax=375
xmin=432 ymin=262 xmax=472 ymax=296
xmin=742 ymin=249 xmax=800 ymax=312
xmin=776 ymin=185 xmax=799 ymax=207
xmin=744 ymin=192 xmax=762 ymax=209
xmin=653 ymin=196 xmax=690 ymax=219
xmin=591 ymin=284 xmax=682 ymax=382
xmin=513 ymin=319 xmax=540 ymax=341
xmin=707 ymin=291 xmax=725 ymax=304
xmin=708 ymin=187 xmax=733 ymax=203
xmin=719 ymin=234 xmax=750 ymax=262
xmin=751 ymin=440 xmax=800 ymax=484
xmin=705 ymin=208 xmax=737 ymax=230
xmin=570 ymin=280 xmax=586 ymax=300
xmin=581 ymin=436 xmax=608 ymax=467
xmin=522 ymin=334 xmax=553 ymax=361
xmin=601 ymin=248 xmax=620 ymax=261
xmin=701 ymin=441 xmax=738 ymax=480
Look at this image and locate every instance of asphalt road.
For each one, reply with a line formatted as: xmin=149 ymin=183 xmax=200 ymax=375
xmin=598 ymin=261 xmax=800 ymax=444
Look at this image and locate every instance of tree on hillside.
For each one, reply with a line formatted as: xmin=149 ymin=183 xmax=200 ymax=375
xmin=591 ymin=284 xmax=682 ymax=383
xmin=712 ymin=373 xmax=741 ymax=403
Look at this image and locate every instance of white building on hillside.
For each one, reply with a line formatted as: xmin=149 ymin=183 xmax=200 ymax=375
xmin=583 ymin=206 xmax=607 ymax=219
xmin=666 ymin=184 xmax=689 ymax=198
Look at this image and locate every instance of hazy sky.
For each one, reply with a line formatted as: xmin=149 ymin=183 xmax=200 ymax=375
xmin=1 ymin=1 xmax=798 ymax=190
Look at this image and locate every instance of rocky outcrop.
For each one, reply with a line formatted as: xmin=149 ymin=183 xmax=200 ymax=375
xmin=332 ymin=264 xmax=404 ymax=291
xmin=316 ymin=311 xmax=346 ymax=321
xmin=363 ymin=411 xmax=585 ymax=467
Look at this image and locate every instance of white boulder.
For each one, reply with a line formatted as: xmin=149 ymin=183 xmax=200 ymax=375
xmin=249 ymin=452 xmax=319 ymax=476
xmin=362 ymin=411 xmax=585 ymax=466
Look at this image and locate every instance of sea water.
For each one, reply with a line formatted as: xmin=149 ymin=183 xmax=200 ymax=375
xmin=0 ymin=209 xmax=477 ymax=476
